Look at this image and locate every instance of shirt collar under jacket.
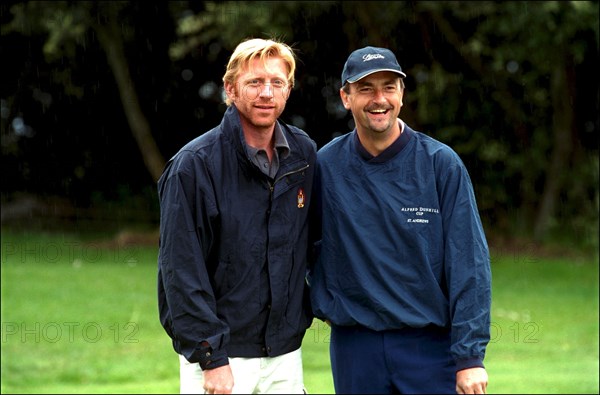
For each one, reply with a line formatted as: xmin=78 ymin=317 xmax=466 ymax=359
xmin=245 ymin=122 xmax=291 ymax=160
xmin=354 ymin=119 xmax=413 ymax=163
xmin=274 ymin=123 xmax=291 ymax=158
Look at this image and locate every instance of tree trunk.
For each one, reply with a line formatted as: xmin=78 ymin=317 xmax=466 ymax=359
xmin=533 ymin=53 xmax=575 ymax=241
xmin=93 ymin=22 xmax=165 ymax=183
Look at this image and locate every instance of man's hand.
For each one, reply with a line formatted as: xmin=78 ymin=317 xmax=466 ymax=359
xmin=456 ymin=367 xmax=488 ymax=394
xmin=203 ymin=364 xmax=234 ymax=394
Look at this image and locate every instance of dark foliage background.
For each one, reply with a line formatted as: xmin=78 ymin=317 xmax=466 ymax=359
xmin=1 ymin=1 xmax=598 ymax=251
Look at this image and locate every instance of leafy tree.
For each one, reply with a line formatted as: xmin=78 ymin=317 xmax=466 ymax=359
xmin=2 ymin=0 xmax=166 ymax=182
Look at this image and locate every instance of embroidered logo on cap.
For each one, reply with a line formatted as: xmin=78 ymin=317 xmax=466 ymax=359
xmin=363 ymin=54 xmax=385 ymax=62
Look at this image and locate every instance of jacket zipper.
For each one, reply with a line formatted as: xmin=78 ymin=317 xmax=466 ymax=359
xmin=268 ymin=163 xmax=309 ymax=196
xmin=274 ymin=163 xmax=310 ymax=186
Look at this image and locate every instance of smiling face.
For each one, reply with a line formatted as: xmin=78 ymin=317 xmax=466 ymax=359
xmin=340 ymin=71 xmax=404 ymax=137
xmin=224 ymin=56 xmax=291 ymax=133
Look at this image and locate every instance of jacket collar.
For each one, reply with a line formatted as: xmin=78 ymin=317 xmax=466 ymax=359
xmin=220 ymin=105 xmax=246 ymax=156
xmin=354 ymin=119 xmax=413 ymax=163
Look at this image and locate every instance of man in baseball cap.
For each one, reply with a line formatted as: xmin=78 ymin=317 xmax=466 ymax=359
xmin=308 ymin=45 xmax=492 ymax=394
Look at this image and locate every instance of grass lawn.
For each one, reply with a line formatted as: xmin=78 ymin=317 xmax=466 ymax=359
xmin=1 ymin=230 xmax=598 ymax=393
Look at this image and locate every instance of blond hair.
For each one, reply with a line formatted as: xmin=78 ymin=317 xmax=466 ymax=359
xmin=223 ymin=38 xmax=296 ymax=106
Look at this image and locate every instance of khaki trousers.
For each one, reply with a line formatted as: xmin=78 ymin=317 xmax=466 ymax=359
xmin=179 ymin=348 xmax=305 ymax=394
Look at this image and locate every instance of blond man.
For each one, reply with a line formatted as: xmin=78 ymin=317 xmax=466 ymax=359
xmin=158 ymin=38 xmax=316 ymax=394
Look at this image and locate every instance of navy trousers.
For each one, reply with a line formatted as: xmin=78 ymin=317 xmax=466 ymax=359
xmin=329 ymin=324 xmax=456 ymax=394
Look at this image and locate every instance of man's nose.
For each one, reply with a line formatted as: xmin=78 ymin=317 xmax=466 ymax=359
xmin=260 ymin=83 xmax=274 ymax=98
xmin=372 ymin=89 xmax=387 ymax=103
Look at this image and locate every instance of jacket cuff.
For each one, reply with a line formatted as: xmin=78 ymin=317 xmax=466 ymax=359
xmin=455 ymin=356 xmax=485 ymax=372
xmin=199 ymin=348 xmax=229 ymax=371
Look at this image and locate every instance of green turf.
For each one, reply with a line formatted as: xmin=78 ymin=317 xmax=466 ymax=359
xmin=1 ymin=231 xmax=598 ymax=393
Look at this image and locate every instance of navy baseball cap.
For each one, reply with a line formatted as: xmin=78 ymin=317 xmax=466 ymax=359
xmin=341 ymin=46 xmax=406 ymax=85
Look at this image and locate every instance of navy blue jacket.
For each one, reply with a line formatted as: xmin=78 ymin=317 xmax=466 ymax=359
xmin=158 ymin=105 xmax=316 ymax=370
xmin=308 ymin=123 xmax=491 ymax=371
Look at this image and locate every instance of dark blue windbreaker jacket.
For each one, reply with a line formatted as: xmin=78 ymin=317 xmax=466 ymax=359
xmin=308 ymin=124 xmax=491 ymax=371
xmin=158 ymin=105 xmax=316 ymax=370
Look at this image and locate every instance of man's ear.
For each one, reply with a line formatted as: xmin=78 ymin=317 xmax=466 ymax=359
xmin=340 ymin=89 xmax=351 ymax=110
xmin=224 ymin=81 xmax=236 ymax=102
